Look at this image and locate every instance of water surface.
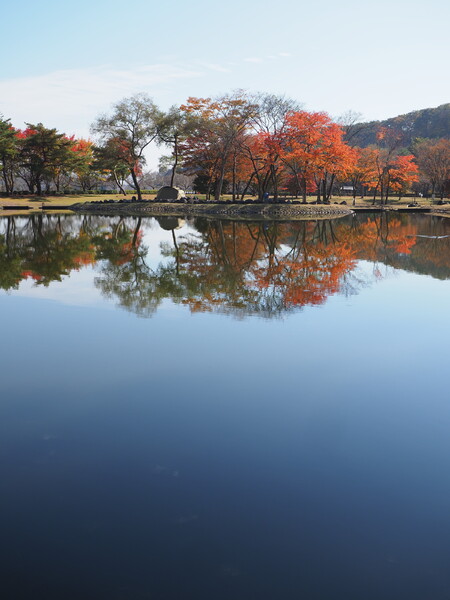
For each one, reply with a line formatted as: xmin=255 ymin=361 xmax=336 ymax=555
xmin=1 ymin=213 xmax=450 ymax=599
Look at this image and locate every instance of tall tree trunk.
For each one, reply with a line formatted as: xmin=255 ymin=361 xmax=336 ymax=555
xmin=207 ymin=175 xmax=214 ymax=201
xmin=240 ymin=173 xmax=254 ymax=200
xmin=232 ymin=153 xmax=237 ymax=201
xmin=214 ymin=162 xmax=226 ymax=202
xmin=130 ymin=167 xmax=142 ymax=201
xmin=270 ymin=165 xmax=278 ymax=202
xmin=1 ymin=155 xmax=13 ymax=195
xmin=170 ymin=137 xmax=178 ymax=188
xmin=2 ymin=167 xmax=11 ymax=195
xmin=327 ymin=174 xmax=335 ymax=201
xmin=372 ymin=183 xmax=379 ymax=205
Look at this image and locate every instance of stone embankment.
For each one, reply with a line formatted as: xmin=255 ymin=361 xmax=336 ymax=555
xmin=70 ymin=200 xmax=353 ymax=220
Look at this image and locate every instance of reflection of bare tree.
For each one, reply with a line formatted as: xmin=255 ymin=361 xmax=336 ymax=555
xmin=95 ymin=216 xmax=189 ymax=317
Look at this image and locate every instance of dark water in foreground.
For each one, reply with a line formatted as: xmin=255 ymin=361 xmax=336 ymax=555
xmin=1 ymin=213 xmax=450 ymax=599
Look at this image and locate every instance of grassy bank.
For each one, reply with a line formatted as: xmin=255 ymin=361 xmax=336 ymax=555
xmin=1 ymin=193 xmax=449 ymax=217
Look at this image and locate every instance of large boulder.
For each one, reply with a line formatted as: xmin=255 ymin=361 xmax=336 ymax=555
xmin=155 ymin=186 xmax=186 ymax=202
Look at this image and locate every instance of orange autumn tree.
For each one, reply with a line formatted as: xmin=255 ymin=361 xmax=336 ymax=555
xmin=278 ymin=111 xmax=355 ymax=203
xmin=368 ymin=127 xmax=404 ymax=204
xmin=389 ymin=155 xmax=419 ymax=200
xmin=313 ymin=125 xmax=357 ymax=203
xmin=346 ymin=147 xmax=380 ymax=205
xmin=369 ymin=150 xmax=419 ymax=204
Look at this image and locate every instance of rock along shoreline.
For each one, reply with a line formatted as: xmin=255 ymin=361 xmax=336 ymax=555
xmin=69 ymin=201 xmax=354 ymax=220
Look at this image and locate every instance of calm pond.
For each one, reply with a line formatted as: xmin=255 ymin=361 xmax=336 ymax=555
xmin=1 ymin=212 xmax=450 ymax=599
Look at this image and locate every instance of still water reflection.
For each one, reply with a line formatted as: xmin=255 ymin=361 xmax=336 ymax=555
xmin=2 ymin=212 xmax=450 ymax=316
xmin=1 ymin=213 xmax=450 ymax=599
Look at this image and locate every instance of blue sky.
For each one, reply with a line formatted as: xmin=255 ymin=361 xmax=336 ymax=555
xmin=1 ymin=0 xmax=448 ymax=167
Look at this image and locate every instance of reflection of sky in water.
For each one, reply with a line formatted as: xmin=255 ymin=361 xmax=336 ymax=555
xmin=9 ymin=252 xmax=410 ymax=319
xmin=14 ymin=265 xmax=105 ymax=307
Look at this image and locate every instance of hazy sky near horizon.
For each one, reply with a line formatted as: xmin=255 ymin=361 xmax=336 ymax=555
xmin=1 ymin=0 xmax=448 ymax=167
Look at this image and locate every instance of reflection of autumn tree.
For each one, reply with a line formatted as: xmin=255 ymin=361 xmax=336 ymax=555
xmin=23 ymin=215 xmax=97 ymax=285
xmin=154 ymin=215 xmax=450 ymax=316
xmin=163 ymin=220 xmax=265 ymax=314
xmin=0 ymin=215 xmax=145 ymax=291
xmin=329 ymin=213 xmax=450 ymax=279
xmin=0 ymin=214 xmax=97 ymax=288
xmin=3 ymin=213 xmax=450 ymax=317
xmin=155 ymin=220 xmax=359 ymax=316
xmin=250 ymin=221 xmax=357 ymax=309
xmin=383 ymin=214 xmax=450 ymax=279
xmin=336 ymin=215 xmax=414 ymax=262
xmin=94 ymin=213 xmax=450 ymax=319
xmin=0 ymin=217 xmax=24 ymax=289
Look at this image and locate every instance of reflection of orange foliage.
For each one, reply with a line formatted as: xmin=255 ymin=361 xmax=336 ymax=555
xmin=73 ymin=248 xmax=96 ymax=266
xmin=9 ymin=212 xmax=450 ymax=315
xmin=252 ymin=239 xmax=356 ymax=308
xmin=112 ymin=231 xmax=143 ymax=265
xmin=21 ymin=270 xmax=42 ymax=281
xmin=337 ymin=217 xmax=418 ymax=260
xmin=385 ymin=219 xmax=417 ymax=255
xmin=176 ymin=216 xmax=428 ymax=314
xmin=393 ymin=238 xmax=415 ymax=254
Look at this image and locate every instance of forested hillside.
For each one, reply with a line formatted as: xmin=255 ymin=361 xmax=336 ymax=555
xmin=352 ymin=104 xmax=450 ymax=147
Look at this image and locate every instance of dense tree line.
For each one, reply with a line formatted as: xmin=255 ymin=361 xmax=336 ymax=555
xmin=0 ymin=93 xmax=449 ymax=201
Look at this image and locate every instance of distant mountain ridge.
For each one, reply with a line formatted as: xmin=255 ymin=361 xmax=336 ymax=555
xmin=350 ymin=103 xmax=450 ymax=148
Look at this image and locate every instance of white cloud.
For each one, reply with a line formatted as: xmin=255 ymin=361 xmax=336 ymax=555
xmin=244 ymin=57 xmax=263 ymax=64
xmin=0 ymin=64 xmax=203 ymax=137
xmin=198 ymin=62 xmax=232 ymax=73
xmin=279 ymin=52 xmax=292 ymax=57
